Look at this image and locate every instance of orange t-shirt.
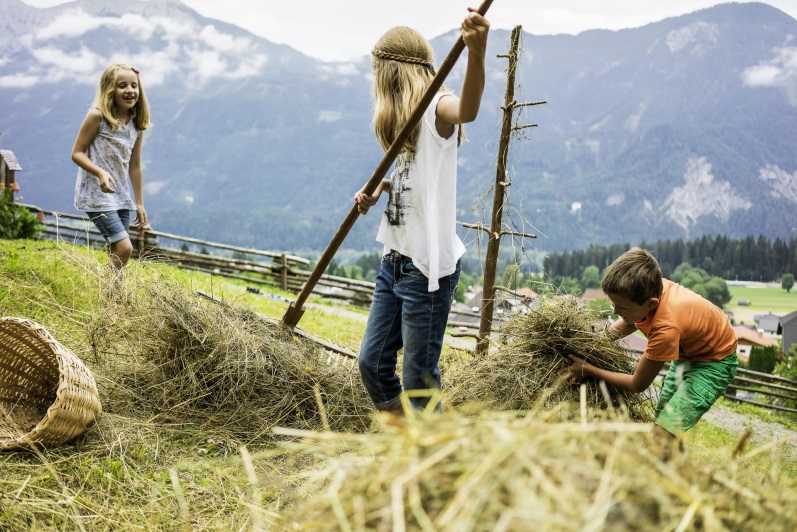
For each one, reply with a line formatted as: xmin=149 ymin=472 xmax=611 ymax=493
xmin=636 ymin=279 xmax=737 ymax=362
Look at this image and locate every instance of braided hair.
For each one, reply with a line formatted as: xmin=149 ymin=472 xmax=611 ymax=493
xmin=371 ymin=26 xmax=442 ymax=154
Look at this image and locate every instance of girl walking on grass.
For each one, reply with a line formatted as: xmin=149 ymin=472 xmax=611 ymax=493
xmin=354 ymin=8 xmax=490 ymax=416
xmin=71 ymin=63 xmax=151 ymax=269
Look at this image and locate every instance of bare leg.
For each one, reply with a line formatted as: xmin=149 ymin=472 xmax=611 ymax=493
xmin=108 ymin=237 xmax=134 ymax=269
xmin=652 ymin=424 xmax=681 ymax=461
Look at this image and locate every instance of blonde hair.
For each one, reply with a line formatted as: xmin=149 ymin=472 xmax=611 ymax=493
xmin=93 ymin=63 xmax=151 ymax=131
xmin=371 ymin=26 xmax=440 ymax=154
xmin=601 ymin=247 xmax=663 ymax=305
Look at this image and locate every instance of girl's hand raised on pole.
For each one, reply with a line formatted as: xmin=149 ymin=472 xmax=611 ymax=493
xmin=463 ymin=7 xmax=490 ymax=53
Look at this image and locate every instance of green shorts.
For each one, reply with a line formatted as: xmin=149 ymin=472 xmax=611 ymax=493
xmin=654 ymin=353 xmax=738 ymax=436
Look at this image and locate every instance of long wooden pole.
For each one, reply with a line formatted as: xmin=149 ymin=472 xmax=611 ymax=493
xmin=282 ymin=0 xmax=495 ymax=328
xmin=475 ymin=25 xmax=520 ymax=355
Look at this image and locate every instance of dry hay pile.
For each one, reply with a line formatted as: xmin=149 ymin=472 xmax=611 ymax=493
xmin=445 ymin=296 xmax=654 ymax=421
xmin=270 ymin=411 xmax=797 ymax=531
xmin=90 ymin=273 xmax=373 ymax=441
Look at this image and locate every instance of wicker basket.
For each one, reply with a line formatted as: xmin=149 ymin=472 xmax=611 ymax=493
xmin=0 ymin=317 xmax=102 ymax=451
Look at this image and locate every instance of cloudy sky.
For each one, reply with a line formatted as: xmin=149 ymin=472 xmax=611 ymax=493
xmin=20 ymin=0 xmax=797 ymax=62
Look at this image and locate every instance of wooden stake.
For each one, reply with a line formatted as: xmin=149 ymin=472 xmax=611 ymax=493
xmin=282 ymin=0 xmax=495 ymax=328
xmin=476 ymin=25 xmax=521 ymax=355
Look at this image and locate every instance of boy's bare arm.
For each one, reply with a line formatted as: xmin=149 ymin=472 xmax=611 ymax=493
xmin=607 ymin=318 xmax=638 ymax=339
xmin=567 ymin=355 xmax=664 ymax=394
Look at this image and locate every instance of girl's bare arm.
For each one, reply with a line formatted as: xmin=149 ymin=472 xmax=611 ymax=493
xmin=71 ymin=109 xmax=116 ymax=193
xmin=436 ymin=8 xmax=490 ymax=134
xmin=129 ymin=132 xmax=147 ymax=225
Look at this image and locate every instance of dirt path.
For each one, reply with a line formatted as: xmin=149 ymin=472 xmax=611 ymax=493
xmin=701 ymin=404 xmax=797 ymax=458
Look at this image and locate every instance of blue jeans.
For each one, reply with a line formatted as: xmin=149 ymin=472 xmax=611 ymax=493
xmin=86 ymin=210 xmax=131 ymax=245
xmin=358 ymin=251 xmax=460 ymax=412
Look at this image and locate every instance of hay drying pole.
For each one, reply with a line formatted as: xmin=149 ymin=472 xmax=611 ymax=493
xmin=282 ymin=0 xmax=496 ymax=329
xmin=460 ymin=26 xmax=546 ymax=355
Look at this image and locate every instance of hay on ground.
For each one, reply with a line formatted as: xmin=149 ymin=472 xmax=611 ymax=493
xmin=268 ymin=410 xmax=797 ymax=531
xmin=89 ymin=269 xmax=373 ymax=442
xmin=445 ymin=295 xmax=654 ymax=421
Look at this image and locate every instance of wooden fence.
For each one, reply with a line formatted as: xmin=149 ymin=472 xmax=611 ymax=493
xmin=23 ymin=205 xmax=374 ymax=306
xmin=724 ymin=367 xmax=797 ymax=414
xmin=657 ymin=364 xmax=797 ymax=415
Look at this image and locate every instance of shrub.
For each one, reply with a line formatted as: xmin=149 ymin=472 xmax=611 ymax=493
xmin=748 ymin=345 xmax=778 ymax=374
xmin=0 ymin=190 xmax=41 ymax=239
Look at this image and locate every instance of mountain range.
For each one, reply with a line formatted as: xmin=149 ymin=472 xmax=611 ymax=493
xmin=2 ymin=0 xmax=796 ymax=259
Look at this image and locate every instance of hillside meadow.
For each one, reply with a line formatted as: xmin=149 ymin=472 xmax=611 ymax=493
xmin=726 ymin=285 xmax=797 ymax=325
xmin=1 ymin=238 xmax=797 ymax=530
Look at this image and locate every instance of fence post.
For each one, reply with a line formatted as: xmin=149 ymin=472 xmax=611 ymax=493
xmin=280 ymin=253 xmax=288 ymax=292
xmin=131 ymin=224 xmax=144 ymax=257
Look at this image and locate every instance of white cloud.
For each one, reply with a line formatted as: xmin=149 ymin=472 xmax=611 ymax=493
xmin=31 ymin=44 xmax=103 ymax=73
xmin=318 ymin=110 xmax=342 ymax=123
xmin=744 ymin=64 xmax=783 ymax=86
xmin=35 ymin=8 xmax=105 ymax=39
xmin=0 ymin=73 xmax=40 ymax=88
xmin=16 ymin=8 xmax=268 ymax=89
xmin=606 ymin=193 xmax=624 ymax=206
xmin=145 ymin=181 xmax=167 ymax=194
xmin=20 ymin=0 xmax=797 ymax=63
xmin=334 ymin=63 xmax=361 ymax=76
xmin=199 ymin=25 xmax=253 ymax=53
xmin=742 ymin=46 xmax=797 ymax=104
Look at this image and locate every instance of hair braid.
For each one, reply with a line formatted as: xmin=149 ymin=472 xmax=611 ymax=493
xmin=371 ymin=49 xmax=435 ymax=72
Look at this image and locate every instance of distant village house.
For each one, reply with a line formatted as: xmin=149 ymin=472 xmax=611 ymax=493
xmin=732 ymin=325 xmax=780 ymax=363
xmin=778 ymin=310 xmax=797 ymax=356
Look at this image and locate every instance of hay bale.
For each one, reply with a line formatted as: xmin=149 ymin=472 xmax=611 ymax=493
xmin=271 ymin=412 xmax=797 ymax=530
xmin=92 ymin=275 xmax=372 ymax=441
xmin=445 ymin=296 xmax=654 ymax=420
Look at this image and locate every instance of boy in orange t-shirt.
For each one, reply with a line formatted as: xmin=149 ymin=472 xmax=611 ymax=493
xmin=567 ymin=248 xmax=738 ymax=452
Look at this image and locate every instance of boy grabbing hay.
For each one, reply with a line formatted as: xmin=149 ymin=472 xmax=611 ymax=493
xmin=566 ymin=248 xmax=738 ymax=455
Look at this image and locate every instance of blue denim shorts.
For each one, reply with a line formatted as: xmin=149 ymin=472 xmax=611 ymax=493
xmin=86 ymin=210 xmax=131 ymax=245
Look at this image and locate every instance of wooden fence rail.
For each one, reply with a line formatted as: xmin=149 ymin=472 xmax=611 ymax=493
xmin=658 ymin=364 xmax=797 ymax=415
xmin=725 ymin=367 xmax=797 ymax=414
xmin=23 ymin=204 xmax=374 ymax=306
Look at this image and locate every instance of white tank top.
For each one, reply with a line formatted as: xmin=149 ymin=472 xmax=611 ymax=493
xmin=376 ymin=91 xmax=465 ymax=292
xmin=74 ymin=114 xmax=138 ymax=212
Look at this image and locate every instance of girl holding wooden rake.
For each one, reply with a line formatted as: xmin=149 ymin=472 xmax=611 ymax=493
xmin=354 ymin=8 xmax=490 ymax=418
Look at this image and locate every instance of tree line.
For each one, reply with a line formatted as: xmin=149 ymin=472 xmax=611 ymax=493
xmin=543 ymin=235 xmax=797 ymax=282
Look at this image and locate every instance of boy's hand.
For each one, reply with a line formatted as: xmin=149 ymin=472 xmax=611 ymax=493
xmin=565 ymin=354 xmax=593 ymax=383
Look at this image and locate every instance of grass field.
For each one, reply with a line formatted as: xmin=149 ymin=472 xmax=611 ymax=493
xmin=1 ymin=239 xmax=796 ymax=530
xmin=726 ymin=284 xmax=797 ymax=324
